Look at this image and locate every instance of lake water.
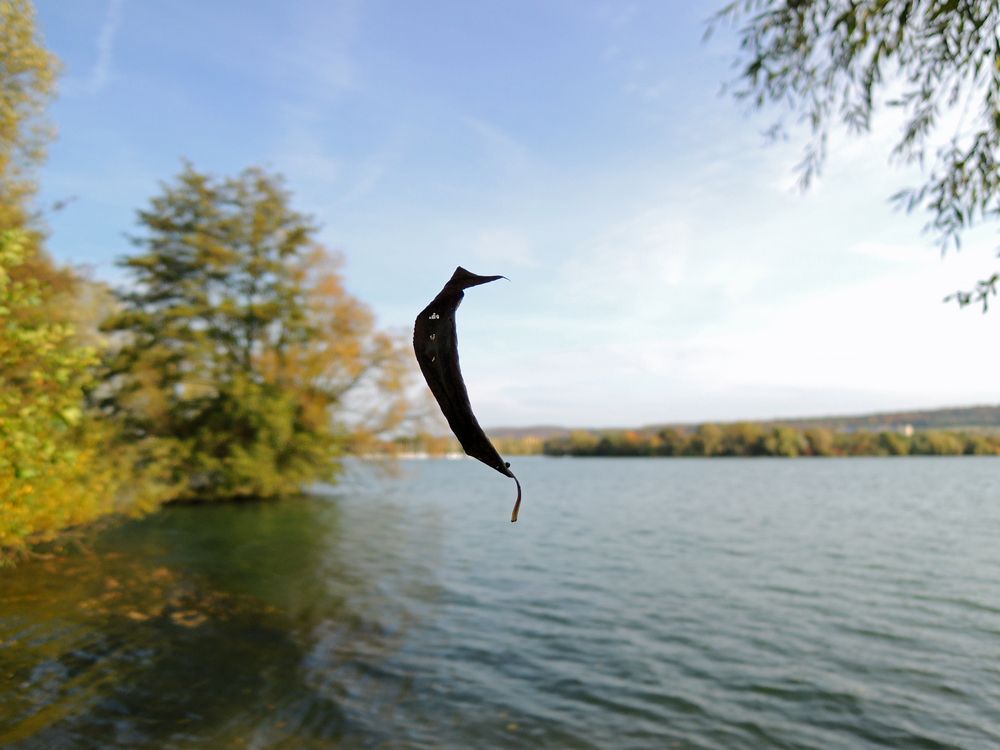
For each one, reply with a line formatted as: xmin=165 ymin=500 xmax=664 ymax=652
xmin=2 ymin=457 xmax=999 ymax=749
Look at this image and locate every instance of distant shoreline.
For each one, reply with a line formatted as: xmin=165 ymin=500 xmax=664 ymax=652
xmin=388 ymin=420 xmax=1000 ymax=459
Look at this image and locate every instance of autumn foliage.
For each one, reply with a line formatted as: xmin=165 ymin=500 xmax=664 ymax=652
xmin=99 ymin=165 xmax=411 ymax=502
xmin=0 ymin=1 xmax=136 ymax=562
xmin=0 ymin=231 xmax=156 ymax=563
xmin=0 ymin=1 xmax=412 ymax=559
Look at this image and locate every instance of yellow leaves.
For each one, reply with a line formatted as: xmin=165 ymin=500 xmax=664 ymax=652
xmin=0 ymin=0 xmax=58 ymax=225
xmin=57 ymin=405 xmax=81 ymax=426
xmin=170 ymin=610 xmax=208 ymax=628
xmin=0 ymin=12 xmax=165 ymax=563
xmin=254 ymin=245 xmax=414 ymax=453
xmin=0 ymin=232 xmax=157 ymax=564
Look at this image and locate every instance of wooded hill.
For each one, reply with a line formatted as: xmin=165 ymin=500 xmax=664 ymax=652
xmin=487 ymin=404 xmax=1000 ymax=440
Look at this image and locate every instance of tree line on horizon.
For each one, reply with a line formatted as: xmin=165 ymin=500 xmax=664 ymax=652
xmin=390 ymin=423 xmax=1000 ymax=459
xmin=540 ymin=424 xmax=1000 ymax=458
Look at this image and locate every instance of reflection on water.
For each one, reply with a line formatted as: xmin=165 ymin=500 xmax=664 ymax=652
xmin=1 ymin=493 xmax=445 ymax=748
xmin=3 ymin=457 xmax=1000 ymax=749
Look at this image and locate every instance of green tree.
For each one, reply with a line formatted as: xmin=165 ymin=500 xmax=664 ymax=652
xmin=877 ymin=430 xmax=911 ymax=455
xmin=838 ymin=430 xmax=880 ymax=455
xmin=804 ymin=427 xmax=836 ymax=456
xmin=101 ymin=164 xmax=410 ymax=501
xmin=910 ymin=429 xmax=964 ymax=454
xmin=569 ymin=429 xmax=600 ymax=455
xmin=759 ymin=425 xmax=806 ymax=456
xmin=690 ymin=423 xmax=724 ymax=456
xmin=655 ymin=427 xmax=686 ymax=456
xmin=963 ymin=432 xmax=999 ymax=454
xmin=721 ymin=421 xmax=765 ymax=455
xmin=713 ymin=0 xmax=1000 ymax=309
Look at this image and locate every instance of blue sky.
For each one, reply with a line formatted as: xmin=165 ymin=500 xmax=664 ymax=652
xmin=33 ymin=0 xmax=1000 ymax=428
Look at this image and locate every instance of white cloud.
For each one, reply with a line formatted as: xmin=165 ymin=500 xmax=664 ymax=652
xmin=692 ymin=266 xmax=1000 ymax=404
xmin=594 ymin=2 xmax=639 ymax=28
xmin=849 ymin=241 xmax=927 ymax=264
xmin=271 ymin=107 xmax=341 ymax=196
xmin=469 ymin=258 xmax=1000 ymax=427
xmin=339 ymin=136 xmax=406 ymax=204
xmin=561 ymin=209 xmax=689 ymax=305
xmin=463 ymin=116 xmax=533 ymax=176
xmin=471 ymin=227 xmax=537 ymax=269
xmin=63 ymin=0 xmax=125 ymax=97
xmin=270 ymin=0 xmax=360 ymax=98
xmin=555 ymin=199 xmax=778 ymax=341
xmin=463 ymin=154 xmax=1000 ymax=426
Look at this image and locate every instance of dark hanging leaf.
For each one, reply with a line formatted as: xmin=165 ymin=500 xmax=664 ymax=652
xmin=413 ymin=267 xmax=522 ymax=522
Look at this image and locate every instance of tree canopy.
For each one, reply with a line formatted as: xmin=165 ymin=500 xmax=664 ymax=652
xmin=0 ymin=230 xmax=150 ymax=562
xmin=101 ymin=164 xmax=411 ymax=501
xmin=0 ymin=0 xmax=57 ymax=230
xmin=0 ymin=0 xmax=149 ymax=563
xmin=712 ymin=0 xmax=1000 ymax=309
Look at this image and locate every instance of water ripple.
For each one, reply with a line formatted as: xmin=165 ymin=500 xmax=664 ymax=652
xmin=4 ymin=457 xmax=1000 ymax=748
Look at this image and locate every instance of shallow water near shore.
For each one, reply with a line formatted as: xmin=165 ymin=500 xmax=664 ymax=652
xmin=2 ymin=456 xmax=999 ymax=748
